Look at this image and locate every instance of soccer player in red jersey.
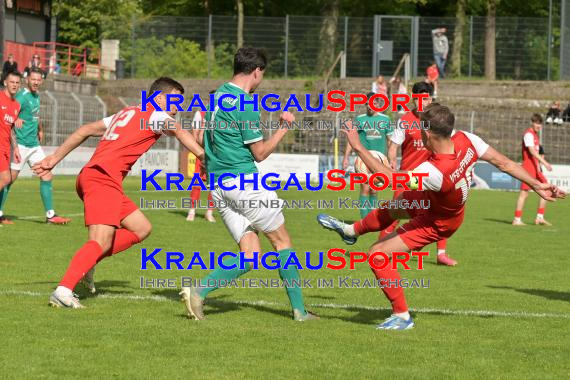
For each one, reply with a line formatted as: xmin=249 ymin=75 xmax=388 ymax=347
xmin=33 ymin=77 xmax=205 ymax=308
xmin=513 ymin=114 xmax=553 ymax=226
xmin=0 ymin=71 xmax=22 ymax=216
xmin=186 ymin=107 xmax=215 ymax=223
xmin=385 ymin=82 xmax=456 ymax=266
xmin=317 ymin=103 xmax=565 ymax=330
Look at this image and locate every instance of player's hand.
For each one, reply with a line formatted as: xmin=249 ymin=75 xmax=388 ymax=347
xmin=279 ymin=111 xmax=295 ymax=128
xmin=533 ymin=182 xmax=566 ymax=202
xmin=14 ymin=118 xmax=24 ymax=129
xmin=544 ymin=163 xmax=553 ymax=172
xmin=13 ymin=147 xmax=21 ymax=164
xmin=342 ymin=157 xmax=349 ymax=170
xmin=389 ymin=160 xmax=397 ymax=170
xmin=340 ymin=120 xmax=363 ymax=150
xmin=32 ymin=155 xmax=58 ymax=177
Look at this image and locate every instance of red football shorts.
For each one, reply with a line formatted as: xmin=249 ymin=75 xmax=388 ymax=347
xmin=395 ymin=191 xmax=463 ymax=251
xmin=76 ymin=166 xmax=138 ymax=227
xmin=0 ymin=150 xmax=9 ymax=172
xmin=520 ymin=161 xmax=547 ymax=191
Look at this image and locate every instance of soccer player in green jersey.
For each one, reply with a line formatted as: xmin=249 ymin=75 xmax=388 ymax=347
xmin=342 ymin=92 xmax=392 ymax=218
xmin=180 ymin=47 xmax=317 ymax=322
xmin=0 ymin=68 xmax=71 ymax=225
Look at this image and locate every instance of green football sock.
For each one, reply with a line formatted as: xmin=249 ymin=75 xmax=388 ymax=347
xmin=278 ymin=249 xmax=306 ymax=315
xmin=40 ymin=180 xmax=54 ymax=213
xmin=0 ymin=184 xmax=11 ymax=214
xmin=197 ymin=254 xmax=251 ymax=298
xmin=359 ymin=195 xmax=369 ymax=218
xmin=368 ymin=194 xmax=377 ymax=215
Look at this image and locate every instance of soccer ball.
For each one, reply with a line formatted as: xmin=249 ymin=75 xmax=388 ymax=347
xmin=354 ymin=150 xmax=389 ymax=175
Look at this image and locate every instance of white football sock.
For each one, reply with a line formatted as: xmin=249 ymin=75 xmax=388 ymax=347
xmin=394 ymin=311 xmax=411 ymax=321
xmin=343 ymin=224 xmax=356 ymax=237
xmin=55 ymin=286 xmax=72 ymax=296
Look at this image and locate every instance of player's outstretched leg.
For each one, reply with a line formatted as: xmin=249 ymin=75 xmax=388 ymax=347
xmin=368 ymin=233 xmax=415 ymax=331
xmin=40 ymin=174 xmax=71 ymax=225
xmin=49 ymin=225 xmax=115 ymax=308
xmin=316 ymin=214 xmax=357 ymax=245
xmin=266 ymin=225 xmax=318 ymax=321
xmin=180 ymin=232 xmax=256 ymax=320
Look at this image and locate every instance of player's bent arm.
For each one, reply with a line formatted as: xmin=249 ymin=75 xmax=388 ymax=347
xmin=51 ymin=120 xmax=107 ymax=164
xmin=167 ymin=125 xmax=205 ymax=162
xmin=248 ymin=127 xmax=288 ymax=162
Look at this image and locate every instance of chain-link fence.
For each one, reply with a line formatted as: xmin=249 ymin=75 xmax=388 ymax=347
xmin=128 ymin=13 xmax=561 ymax=81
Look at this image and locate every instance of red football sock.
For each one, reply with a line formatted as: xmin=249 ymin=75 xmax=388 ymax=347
xmin=59 ymin=240 xmax=104 ymax=290
xmin=190 ymin=187 xmax=201 ymax=207
xmin=97 ymin=229 xmax=141 ymax=263
xmin=514 ymin=210 xmax=523 ymax=218
xmin=437 ymin=239 xmax=447 ymax=250
xmin=207 ymin=192 xmax=214 ymax=211
xmin=355 ymin=208 xmax=394 ymax=236
xmin=370 ymin=257 xmax=408 ymax=313
xmin=379 ymin=220 xmax=400 ymax=239
xmin=537 ymin=208 xmax=545 ymax=216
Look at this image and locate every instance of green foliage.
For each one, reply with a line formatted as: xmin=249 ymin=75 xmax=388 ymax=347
xmin=133 ymin=36 xmax=208 ymax=78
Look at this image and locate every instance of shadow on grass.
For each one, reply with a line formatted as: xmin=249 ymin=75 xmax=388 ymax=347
xmin=488 ymin=285 xmax=570 ymax=302
xmin=482 ymin=218 xmax=516 ymax=225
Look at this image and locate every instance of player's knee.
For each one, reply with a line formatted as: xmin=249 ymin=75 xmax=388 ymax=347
xmin=136 ymin=222 xmax=152 ymax=241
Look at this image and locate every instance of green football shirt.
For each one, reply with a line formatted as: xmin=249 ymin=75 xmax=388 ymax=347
xmin=204 ymin=82 xmax=263 ymax=184
xmin=14 ymin=88 xmax=41 ymax=148
xmin=355 ymin=112 xmax=392 ymax=154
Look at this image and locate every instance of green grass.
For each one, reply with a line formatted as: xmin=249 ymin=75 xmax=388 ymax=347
xmin=1 ymin=177 xmax=569 ymax=379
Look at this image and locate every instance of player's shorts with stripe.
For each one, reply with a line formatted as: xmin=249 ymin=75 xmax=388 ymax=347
xmin=76 ymin=166 xmax=138 ymax=227
xmin=0 ymin=150 xmax=9 ymax=172
xmin=520 ymin=161 xmax=547 ymax=191
xmin=395 ymin=191 xmax=463 ymax=251
xmin=10 ymin=144 xmax=46 ymax=171
xmin=211 ymin=176 xmax=285 ymax=243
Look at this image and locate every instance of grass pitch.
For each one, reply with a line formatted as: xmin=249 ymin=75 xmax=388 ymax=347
xmin=1 ymin=176 xmax=569 ymax=379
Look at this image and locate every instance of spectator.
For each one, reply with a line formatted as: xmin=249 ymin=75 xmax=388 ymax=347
xmin=72 ymin=62 xmax=84 ymax=77
xmin=425 ymin=61 xmax=439 ymax=99
xmin=431 ymin=27 xmax=448 ymax=78
xmin=24 ymin=54 xmax=46 ymax=79
xmin=371 ymin=75 xmax=388 ymax=97
xmin=545 ymin=101 xmax=563 ymax=125
xmin=389 ymin=76 xmax=407 ymax=114
xmin=2 ymin=54 xmax=18 ymax=82
xmin=561 ymin=102 xmax=570 ymax=123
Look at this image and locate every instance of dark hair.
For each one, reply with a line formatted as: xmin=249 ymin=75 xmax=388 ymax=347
xmin=209 ymin=89 xmax=216 ymax=94
xmin=29 ymin=67 xmax=44 ymax=77
xmin=233 ymin=47 xmax=267 ymax=75
xmin=5 ymin=71 xmax=22 ymax=79
xmin=149 ymin=77 xmax=184 ymax=95
xmin=420 ymin=103 xmax=455 ymax=138
xmin=531 ymin=113 xmax=543 ymax=123
xmin=412 ymin=81 xmax=434 ymax=96
xmin=366 ymin=91 xmax=376 ymax=100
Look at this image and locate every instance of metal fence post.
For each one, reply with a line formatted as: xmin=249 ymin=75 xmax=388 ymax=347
xmin=45 ymin=91 xmax=58 ymax=145
xmin=548 ymin=0 xmax=553 ymax=80
xmin=562 ymin=0 xmax=566 ymax=80
xmin=131 ymin=15 xmax=135 ymax=78
xmin=372 ymin=15 xmax=379 ymax=76
xmin=284 ymin=15 xmax=289 ymax=78
xmin=94 ymin=94 xmax=107 ymax=118
xmin=208 ymin=14 xmax=212 ymax=78
xmin=412 ymin=16 xmax=419 ymax=78
xmin=469 ymin=16 xmax=473 ymax=78
xmin=344 ymin=16 xmax=348 ymax=75
xmin=470 ymin=111 xmax=475 ymax=133
xmin=71 ymin=92 xmax=84 ymax=127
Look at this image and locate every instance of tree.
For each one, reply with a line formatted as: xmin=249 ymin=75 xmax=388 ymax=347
xmin=484 ymin=0 xmax=496 ymax=80
xmin=317 ymin=0 xmax=339 ymax=74
xmin=237 ymin=0 xmax=244 ymax=48
xmin=451 ymin=0 xmax=466 ymax=77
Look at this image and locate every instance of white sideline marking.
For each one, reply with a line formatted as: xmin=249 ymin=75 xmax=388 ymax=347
xmin=1 ymin=289 xmax=569 ymax=319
